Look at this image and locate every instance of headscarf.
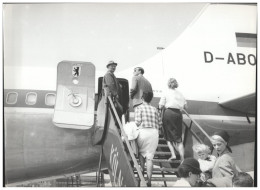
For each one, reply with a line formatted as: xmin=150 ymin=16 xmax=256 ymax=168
xmin=211 ymin=130 xmax=232 ymax=153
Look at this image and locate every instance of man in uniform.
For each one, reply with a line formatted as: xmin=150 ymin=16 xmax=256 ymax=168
xmin=103 ymin=60 xmax=123 ymax=120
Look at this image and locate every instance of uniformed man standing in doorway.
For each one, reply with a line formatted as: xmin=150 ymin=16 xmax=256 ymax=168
xmin=103 ymin=60 xmax=123 ymax=120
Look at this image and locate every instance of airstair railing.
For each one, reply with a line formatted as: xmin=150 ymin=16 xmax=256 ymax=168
xmin=107 ymin=96 xmax=147 ymax=187
xmin=182 ymin=109 xmax=212 ymax=144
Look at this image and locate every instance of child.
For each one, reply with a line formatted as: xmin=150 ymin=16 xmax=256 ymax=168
xmin=192 ymin=144 xmax=216 ymax=181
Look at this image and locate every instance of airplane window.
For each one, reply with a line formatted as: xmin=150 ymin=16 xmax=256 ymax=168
xmin=6 ymin=92 xmax=18 ymax=104
xmin=25 ymin=92 xmax=37 ymax=105
xmin=45 ymin=93 xmax=56 ymax=106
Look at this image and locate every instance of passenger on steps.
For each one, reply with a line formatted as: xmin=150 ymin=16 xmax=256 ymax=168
xmin=135 ymin=91 xmax=162 ymax=187
xmin=102 ymin=60 xmax=123 ymax=121
xmin=130 ymin=67 xmax=153 ymax=109
xmin=158 ymin=78 xmax=187 ymax=161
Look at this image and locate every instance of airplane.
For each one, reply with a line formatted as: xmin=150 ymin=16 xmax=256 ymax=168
xmin=3 ymin=3 xmax=256 ymax=187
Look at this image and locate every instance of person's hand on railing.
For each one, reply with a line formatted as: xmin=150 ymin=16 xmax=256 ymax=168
xmin=158 ymin=104 xmax=165 ymax=111
xmin=121 ymin=135 xmax=126 ymax=142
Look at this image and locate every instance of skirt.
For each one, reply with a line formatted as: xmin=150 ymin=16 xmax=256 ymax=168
xmin=137 ymin=128 xmax=159 ymax=160
xmin=162 ymin=108 xmax=183 ymax=143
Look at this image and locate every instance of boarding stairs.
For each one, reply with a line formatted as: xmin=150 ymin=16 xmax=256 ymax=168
xmin=133 ymin=134 xmax=181 ymax=187
xmin=55 ymin=173 xmax=107 ymax=187
xmin=98 ymin=96 xmax=211 ymax=187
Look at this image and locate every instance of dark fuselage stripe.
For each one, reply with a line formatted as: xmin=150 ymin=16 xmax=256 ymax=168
xmin=4 ymin=89 xmax=253 ymax=117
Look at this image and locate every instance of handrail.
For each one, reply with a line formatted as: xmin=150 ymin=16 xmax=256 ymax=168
xmin=182 ymin=109 xmax=212 ymax=142
xmin=182 ymin=121 xmax=203 ymax=145
xmin=107 ymin=96 xmax=147 ymax=187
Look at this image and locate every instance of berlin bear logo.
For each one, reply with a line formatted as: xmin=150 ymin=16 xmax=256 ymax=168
xmin=72 ymin=66 xmax=80 ymax=77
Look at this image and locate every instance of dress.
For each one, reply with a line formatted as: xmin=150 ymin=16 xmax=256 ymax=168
xmin=159 ymin=89 xmax=187 ymax=142
xmin=130 ymin=75 xmax=153 ymax=108
xmin=135 ymin=102 xmax=161 ymax=159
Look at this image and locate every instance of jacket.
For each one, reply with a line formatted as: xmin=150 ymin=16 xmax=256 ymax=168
xmin=130 ymin=75 xmax=153 ymax=107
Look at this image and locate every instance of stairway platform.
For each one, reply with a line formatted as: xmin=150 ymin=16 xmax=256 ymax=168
xmin=157 ymin=144 xmax=169 ymax=148
xmin=155 ymin=151 xmax=171 ymax=155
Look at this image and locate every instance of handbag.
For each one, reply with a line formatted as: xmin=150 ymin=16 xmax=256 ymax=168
xmin=123 ymin=121 xmax=139 ymax=156
xmin=123 ymin=122 xmax=139 ymax=140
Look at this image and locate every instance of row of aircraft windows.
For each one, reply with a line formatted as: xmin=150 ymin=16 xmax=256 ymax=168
xmin=6 ymin=92 xmax=56 ymax=106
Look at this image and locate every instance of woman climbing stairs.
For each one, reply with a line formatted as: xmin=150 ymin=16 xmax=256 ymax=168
xmin=133 ymin=134 xmax=182 ymax=187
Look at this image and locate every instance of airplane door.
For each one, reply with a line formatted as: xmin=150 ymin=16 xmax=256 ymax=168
xmin=97 ymin=77 xmax=129 ymax=121
xmin=53 ymin=61 xmax=95 ymax=129
xmin=93 ymin=77 xmax=129 ymax=145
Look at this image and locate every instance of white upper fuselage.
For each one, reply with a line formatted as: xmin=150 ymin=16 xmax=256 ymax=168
xmin=4 ymin=4 xmax=256 ymax=105
xmin=3 ymin=4 xmax=257 ymax=182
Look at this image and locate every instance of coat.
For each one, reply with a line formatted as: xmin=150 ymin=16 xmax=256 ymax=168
xmin=103 ymin=71 xmax=121 ymax=98
xmin=212 ymin=150 xmax=240 ymax=179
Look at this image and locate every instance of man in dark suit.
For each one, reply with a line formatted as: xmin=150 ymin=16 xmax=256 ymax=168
xmin=130 ymin=67 xmax=153 ymax=108
xmin=103 ymin=60 xmax=123 ymax=118
xmin=103 ymin=60 xmax=121 ymax=99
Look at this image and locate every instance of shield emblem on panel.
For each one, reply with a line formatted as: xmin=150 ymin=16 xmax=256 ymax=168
xmin=72 ymin=65 xmax=81 ymax=77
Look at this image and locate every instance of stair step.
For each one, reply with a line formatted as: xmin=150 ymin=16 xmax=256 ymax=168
xmin=134 ymin=167 xmax=178 ymax=173
xmin=151 ymin=177 xmax=179 ymax=181
xmin=134 ymin=171 xmax=176 ymax=176
xmin=159 ymin=138 xmax=166 ymax=141
xmin=157 ymin=167 xmax=178 ymax=173
xmin=138 ymin=177 xmax=179 ymax=182
xmin=155 ymin=151 xmax=171 ymax=155
xmin=157 ymin=144 xmax=169 ymax=148
xmin=152 ymin=159 xmax=181 ymax=164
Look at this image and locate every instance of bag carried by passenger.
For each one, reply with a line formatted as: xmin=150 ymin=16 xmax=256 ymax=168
xmin=122 ymin=121 xmax=139 ymax=156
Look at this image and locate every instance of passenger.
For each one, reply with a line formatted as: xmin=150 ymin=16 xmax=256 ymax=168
xmin=135 ymin=91 xmax=162 ymax=187
xmin=130 ymin=67 xmax=153 ymax=109
xmin=103 ymin=60 xmax=123 ymax=118
xmin=232 ymin=172 xmax=254 ymax=187
xmin=158 ymin=78 xmax=187 ymax=161
xmin=209 ymin=130 xmax=240 ymax=182
xmin=175 ymin=157 xmax=216 ymax=187
xmin=192 ymin=143 xmax=216 ymax=181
